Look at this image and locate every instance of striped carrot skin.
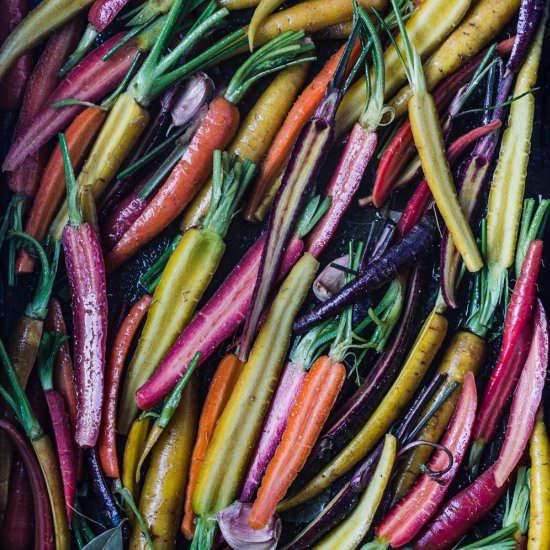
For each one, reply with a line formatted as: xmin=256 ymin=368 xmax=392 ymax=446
xmin=105 ymin=97 xmax=240 ymax=271
xmin=249 ymin=356 xmax=346 ymax=529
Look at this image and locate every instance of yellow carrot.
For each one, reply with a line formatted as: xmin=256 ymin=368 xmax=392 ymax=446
xmin=313 ymin=434 xmax=396 ymax=550
xmin=180 ymin=61 xmax=310 ymax=231
xmin=335 ymin=0 xmax=472 ymax=137
xmin=192 ymin=253 xmax=319 ymax=543
xmin=528 ymin=408 xmax=550 ymax=550
xmin=389 ymin=0 xmax=521 ymax=118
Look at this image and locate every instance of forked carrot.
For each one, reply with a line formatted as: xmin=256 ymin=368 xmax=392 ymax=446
xmin=98 ymin=294 xmax=152 ymax=479
xmin=16 ymin=106 xmax=106 ymax=274
xmin=243 ymin=41 xmax=359 ymax=222
xmin=181 ymin=353 xmax=243 ymax=539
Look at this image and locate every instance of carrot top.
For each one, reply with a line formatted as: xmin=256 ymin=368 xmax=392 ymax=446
xmin=59 ymin=132 xmax=82 ymax=227
xmin=37 ymin=332 xmax=68 ymax=392
xmin=0 ymin=338 xmax=43 ymax=441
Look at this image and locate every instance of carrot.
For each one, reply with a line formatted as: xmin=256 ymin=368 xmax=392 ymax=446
xmin=279 ymin=305 xmax=448 ymax=511
xmin=122 ymin=416 xmax=151 ymax=503
xmin=181 ymin=353 xmax=243 ymax=539
xmin=244 ymin=42 xmax=357 ymax=222
xmin=44 ymin=298 xmax=77 ymax=432
xmin=37 ymin=332 xmax=76 ymax=523
xmin=16 ymin=106 xmax=105 ymax=274
xmin=248 ymin=0 xmax=285 ymax=50
xmin=388 ymin=0 xmax=522 ymax=118
xmin=98 ymin=294 xmax=152 ymax=479
xmin=529 ymin=408 xmax=550 ymax=550
xmin=106 ymin=32 xmax=314 ymax=271
xmin=180 ymin=61 xmax=310 ymax=231
xmin=385 ymin=0 xmax=482 ymax=273
xmin=249 ymin=356 xmax=346 ymax=529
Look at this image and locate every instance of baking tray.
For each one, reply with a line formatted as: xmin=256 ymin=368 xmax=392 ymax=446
xmin=0 ymin=6 xmax=549 ymax=546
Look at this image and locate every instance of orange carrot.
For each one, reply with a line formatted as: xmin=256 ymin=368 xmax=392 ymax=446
xmin=248 ymin=355 xmax=346 ymax=529
xmin=243 ymin=41 xmax=359 ymax=222
xmin=16 ymin=106 xmax=106 ymax=274
xmin=98 ymin=294 xmax=152 ymax=479
xmin=181 ymin=353 xmax=243 ymax=539
xmin=105 ymin=96 xmax=240 ymax=272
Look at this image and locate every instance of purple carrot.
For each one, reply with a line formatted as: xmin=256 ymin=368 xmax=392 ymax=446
xmin=3 ymin=33 xmax=138 ymax=171
xmin=239 ymin=24 xmax=364 ymax=361
xmin=136 ymin=235 xmax=304 ymax=410
xmin=60 ymin=134 xmax=108 ymax=448
xmin=240 ymin=362 xmax=308 ymax=502
xmin=493 ymin=298 xmax=548 ymax=487
xmin=38 ymin=332 xmax=76 ymax=522
xmin=308 ymin=264 xmax=423 ymax=465
xmin=0 ymin=458 xmax=34 ymax=549
xmin=294 ymin=214 xmax=437 ymax=334
xmin=89 ymin=0 xmax=130 ymax=31
xmin=0 ymin=420 xmax=54 ymax=550
xmin=0 ymin=0 xmax=32 ymax=111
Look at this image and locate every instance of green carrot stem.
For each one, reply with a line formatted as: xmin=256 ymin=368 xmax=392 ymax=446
xmin=60 ymin=24 xmax=100 ymax=76
xmin=102 ymin=51 xmax=144 ymax=109
xmin=0 ymin=338 xmax=43 ymax=441
xmin=295 ymin=195 xmax=332 ymax=238
xmin=502 ymin=466 xmax=530 ymax=534
xmin=37 ymin=332 xmax=68 ymax=392
xmin=515 ymin=198 xmax=550 ymax=278
xmin=224 ymin=31 xmax=316 ymax=105
xmin=290 ymin=318 xmax=339 ymax=367
xmin=51 ymin=99 xmax=106 ymax=110
xmin=118 ymin=125 xmax=188 ymax=181
xmin=131 ymin=1 xmax=229 ymax=105
xmin=157 ymin=352 xmax=200 ymax=429
xmin=357 ymin=3 xmax=386 ymax=130
xmin=137 ymin=141 xmax=189 ymax=200
xmin=103 ymin=19 xmax=154 ymax=62
xmin=139 ymin=234 xmax=183 ymax=293
xmin=202 ymin=152 xmax=256 ymax=237
xmin=458 ymin=525 xmax=519 ymax=549
xmin=59 ymin=133 xmax=82 ymax=227
xmin=8 ymin=232 xmax=60 ymax=319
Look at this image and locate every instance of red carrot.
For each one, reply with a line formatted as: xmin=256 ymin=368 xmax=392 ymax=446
xmin=471 ymin=240 xmax=543 ymax=463
xmin=38 ymin=332 xmax=76 ymax=523
xmin=60 ymin=134 xmax=108 ymax=448
xmin=375 ymin=372 xmax=478 ymax=547
xmin=7 ymin=15 xmax=84 ymax=198
xmin=493 ymin=298 xmax=548 ymax=487
xmin=2 ymin=33 xmax=137 ymax=171
xmin=98 ymin=294 xmax=152 ymax=479
xmin=414 ymin=464 xmax=508 ymax=550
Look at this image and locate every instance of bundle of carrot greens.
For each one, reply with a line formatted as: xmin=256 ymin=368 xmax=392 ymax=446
xmin=0 ymin=0 xmax=549 ymax=547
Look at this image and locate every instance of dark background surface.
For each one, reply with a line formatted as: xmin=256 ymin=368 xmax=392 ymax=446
xmin=0 ymin=3 xmax=549 ymax=546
